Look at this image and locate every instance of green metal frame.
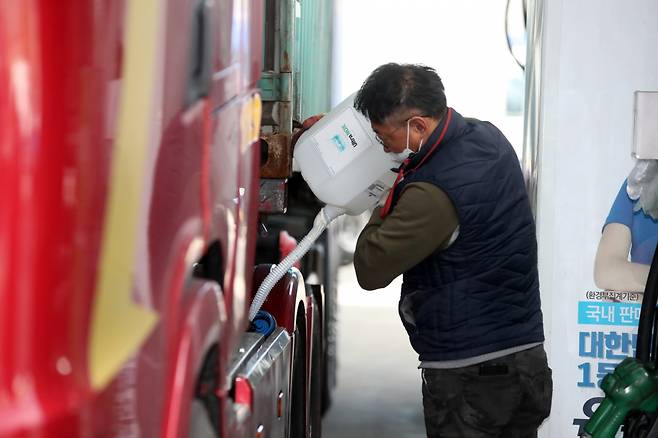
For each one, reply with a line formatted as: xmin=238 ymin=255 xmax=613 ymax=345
xmin=259 ymin=0 xmax=334 ymax=132
xmin=294 ymin=0 xmax=333 ymax=120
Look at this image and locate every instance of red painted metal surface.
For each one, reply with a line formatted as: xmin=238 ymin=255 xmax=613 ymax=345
xmin=0 ymin=0 xmax=267 ymax=436
xmin=255 ymin=266 xmax=307 ymax=335
xmin=0 ymin=1 xmax=123 ymax=434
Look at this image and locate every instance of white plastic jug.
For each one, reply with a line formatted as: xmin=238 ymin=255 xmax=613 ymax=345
xmin=293 ymin=93 xmax=397 ymax=216
xmin=250 ymin=94 xmax=398 ymax=321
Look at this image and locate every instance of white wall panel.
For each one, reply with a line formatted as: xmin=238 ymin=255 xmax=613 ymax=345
xmin=534 ymin=1 xmax=658 ymax=436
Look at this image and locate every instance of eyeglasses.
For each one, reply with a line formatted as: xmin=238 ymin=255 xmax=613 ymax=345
xmin=375 ymin=129 xmax=402 ymax=146
xmin=374 ymin=114 xmax=430 ymax=146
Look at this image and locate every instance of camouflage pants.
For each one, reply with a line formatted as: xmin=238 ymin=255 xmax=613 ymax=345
xmin=421 ymin=345 xmax=552 ymax=438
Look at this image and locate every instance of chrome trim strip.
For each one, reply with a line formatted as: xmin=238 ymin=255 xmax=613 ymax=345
xmin=522 ymin=0 xmax=545 ymax=217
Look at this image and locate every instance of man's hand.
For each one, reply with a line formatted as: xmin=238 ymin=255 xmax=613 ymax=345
xmin=291 ymin=114 xmax=325 ymax=148
xmin=302 ymin=114 xmax=324 ymax=129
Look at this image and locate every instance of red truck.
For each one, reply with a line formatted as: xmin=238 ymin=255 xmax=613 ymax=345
xmin=0 ymin=0 xmax=335 ymax=436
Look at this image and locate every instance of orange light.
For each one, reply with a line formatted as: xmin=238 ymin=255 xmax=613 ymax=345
xmin=277 ymin=391 xmax=284 ymax=418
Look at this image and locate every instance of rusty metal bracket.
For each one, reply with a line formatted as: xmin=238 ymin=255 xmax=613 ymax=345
xmin=260 ymin=133 xmax=293 ymax=179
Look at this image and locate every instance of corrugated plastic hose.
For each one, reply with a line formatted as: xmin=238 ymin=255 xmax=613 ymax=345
xmin=248 ymin=205 xmax=345 ymax=321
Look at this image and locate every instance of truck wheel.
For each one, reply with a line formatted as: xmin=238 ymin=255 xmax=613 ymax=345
xmin=290 ymin=315 xmax=307 ymax=438
xmin=309 ymin=298 xmax=323 ymax=437
xmin=322 ymin=230 xmax=338 ymax=416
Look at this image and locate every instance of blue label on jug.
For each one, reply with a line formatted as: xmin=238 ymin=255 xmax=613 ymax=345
xmin=331 ymin=134 xmax=347 ymax=152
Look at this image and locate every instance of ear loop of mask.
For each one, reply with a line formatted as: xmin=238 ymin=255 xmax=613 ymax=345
xmin=407 ymin=118 xmax=424 ymax=152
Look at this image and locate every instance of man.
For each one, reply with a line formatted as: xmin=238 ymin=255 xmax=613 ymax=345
xmin=351 ymin=63 xmax=552 ymax=437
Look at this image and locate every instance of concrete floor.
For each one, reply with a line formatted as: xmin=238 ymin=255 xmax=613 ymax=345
xmin=322 ymin=266 xmax=427 ymax=438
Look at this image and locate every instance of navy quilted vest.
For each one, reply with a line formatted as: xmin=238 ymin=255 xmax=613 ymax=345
xmin=392 ymin=109 xmax=544 ymax=361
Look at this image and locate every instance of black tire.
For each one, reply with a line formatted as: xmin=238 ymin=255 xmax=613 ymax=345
xmin=321 ymin=230 xmax=338 ymax=416
xmin=309 ymin=297 xmax=323 ymax=437
xmin=290 ymin=317 xmax=307 ymax=438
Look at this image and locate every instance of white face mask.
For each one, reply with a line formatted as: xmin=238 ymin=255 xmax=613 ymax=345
xmin=390 ymin=119 xmax=423 ymax=164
